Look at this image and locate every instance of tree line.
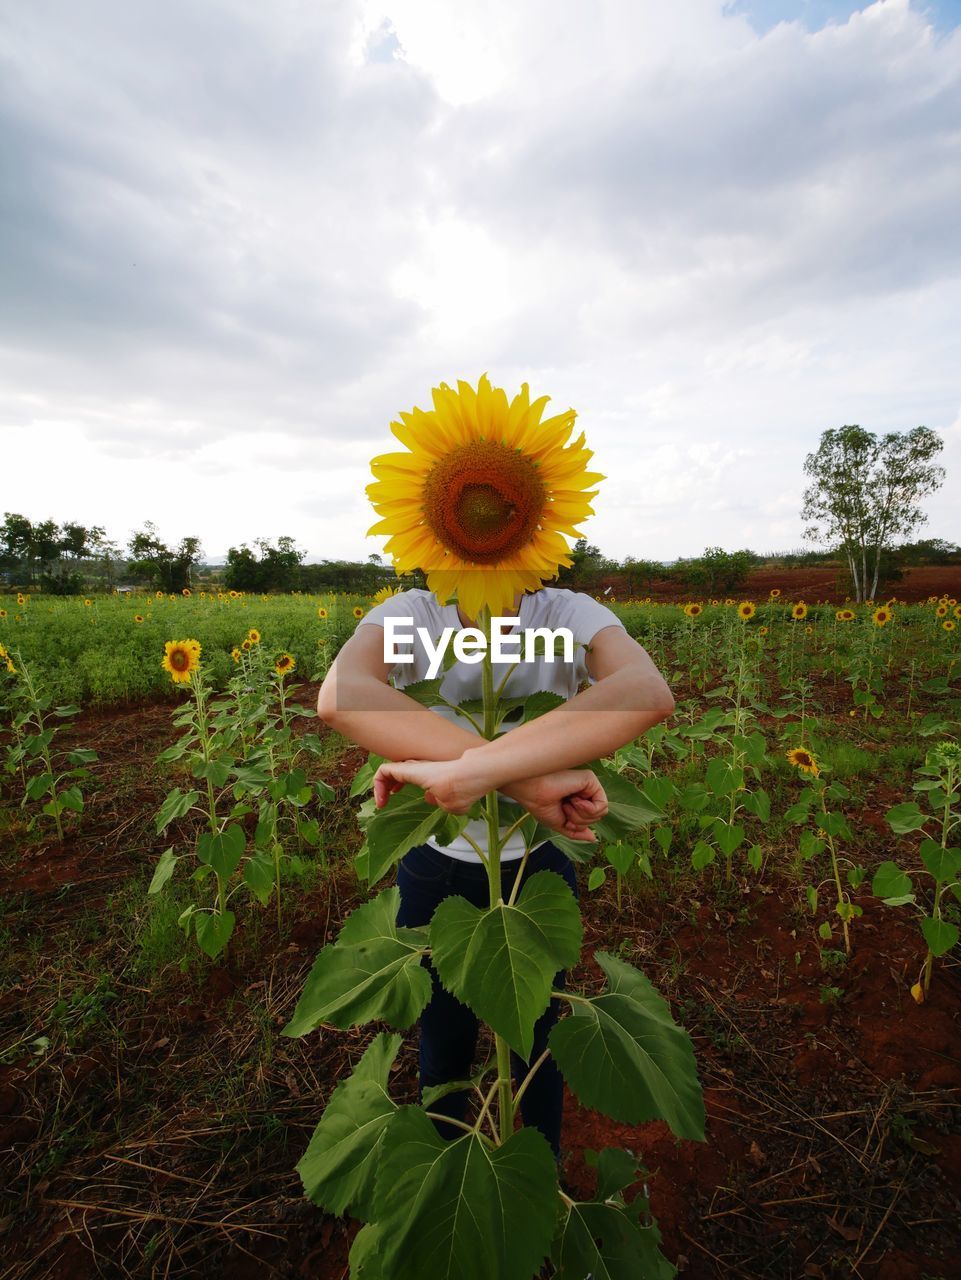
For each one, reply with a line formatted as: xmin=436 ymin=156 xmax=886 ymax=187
xmin=1 ymin=423 xmax=951 ymax=599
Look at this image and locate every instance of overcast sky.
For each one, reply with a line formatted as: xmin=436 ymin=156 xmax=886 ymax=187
xmin=2 ymin=0 xmax=959 ymax=564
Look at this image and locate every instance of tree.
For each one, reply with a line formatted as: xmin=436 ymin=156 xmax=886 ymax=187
xmin=223 ymin=536 xmax=305 ymax=592
xmin=556 ymin=538 xmax=604 ymax=586
xmin=802 ymin=426 xmax=945 ymax=602
xmin=128 ymin=523 xmax=203 ymax=592
xmin=675 ymin=546 xmax=758 ymax=594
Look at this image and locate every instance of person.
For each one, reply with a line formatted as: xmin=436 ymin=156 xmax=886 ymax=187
xmin=315 ymin=582 xmax=675 ymax=1164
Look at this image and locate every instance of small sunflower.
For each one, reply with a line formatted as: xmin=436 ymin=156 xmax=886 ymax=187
xmin=247 ymin=628 xmax=261 ymax=644
xmin=723 ymin=598 xmax=735 ymax=607
xmin=786 ymin=747 xmax=820 ymax=777
xmin=353 ymin=606 xmax=366 ymax=619
xmin=683 ymin=602 xmax=703 ymax=618
xmin=949 ymin=598 xmax=958 ymax=607
xmin=231 ymin=646 xmax=242 ymax=662
xmin=791 ymin=602 xmax=808 ymax=620
xmin=274 ymin=652 xmax=296 ymax=677
xmin=162 ymin=639 xmax=201 ymax=685
xmin=366 ymin=373 xmax=603 ymax=618
xmin=83 ymin=598 xmax=92 ymax=607
xmin=182 ymin=587 xmax=192 ymax=597
xmin=758 ymin=625 xmax=768 ymax=635
xmin=836 ymin=609 xmax=855 ymax=622
xmin=805 ymin=625 xmax=813 ymax=633
xmin=936 ymin=603 xmax=948 ymax=617
xmin=229 ymin=590 xmax=240 ymax=600
xmin=16 ymin=593 xmax=26 ymax=605
xmin=241 ymin=638 xmax=253 ymax=651
xmin=769 ymin=588 xmax=781 ymax=598
xmin=373 ymin=585 xmax=402 ymax=605
xmin=155 ymin=590 xmax=164 ymax=599
xmin=737 ymin=601 xmax=756 ymax=620
xmin=872 ymin=607 xmax=892 ymax=626
xmin=0 ymin=609 xmax=6 ymax=618
xmin=200 ymin=591 xmax=207 ymax=599
xmin=944 ymin=620 xmax=956 ymax=632
xmin=134 ymin=614 xmax=145 ymax=624
xmin=953 ymin=605 xmax=961 ymax=619
xmin=317 ymin=606 xmax=328 ymax=620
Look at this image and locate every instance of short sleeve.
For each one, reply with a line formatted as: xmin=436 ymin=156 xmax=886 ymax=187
xmin=547 ymin=590 xmax=626 ymax=685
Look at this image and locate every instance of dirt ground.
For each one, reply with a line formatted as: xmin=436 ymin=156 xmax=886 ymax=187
xmin=602 ymin=563 xmax=961 ymax=605
xmin=1 ymin=685 xmax=960 ymax=1280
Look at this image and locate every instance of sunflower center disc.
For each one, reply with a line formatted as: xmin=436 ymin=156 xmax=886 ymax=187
xmin=422 ymin=440 xmax=546 ymax=564
xmin=171 ymin=651 xmax=188 ymax=670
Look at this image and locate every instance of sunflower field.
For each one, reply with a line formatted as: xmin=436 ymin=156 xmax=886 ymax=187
xmin=2 ymin=579 xmax=961 ymax=1278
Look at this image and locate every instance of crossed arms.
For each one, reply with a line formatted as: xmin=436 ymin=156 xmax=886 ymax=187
xmin=316 ymin=622 xmax=675 ymax=843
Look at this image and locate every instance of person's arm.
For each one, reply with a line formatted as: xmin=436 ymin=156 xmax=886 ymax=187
xmin=316 ymin=623 xmax=608 ymax=840
xmin=371 ymin=626 xmax=674 ymax=812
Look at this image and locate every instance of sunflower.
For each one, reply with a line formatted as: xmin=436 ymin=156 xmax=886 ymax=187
xmin=737 ymin=601 xmax=756 ymax=620
xmin=769 ymin=588 xmax=781 ymax=598
xmin=274 ymin=652 xmax=296 ymax=677
xmin=241 ymin=638 xmax=253 ymax=651
xmin=231 ymin=646 xmax=242 ymax=662
xmin=791 ymin=602 xmax=808 ymax=620
xmin=935 ymin=603 xmax=948 ymax=617
xmin=155 ymin=590 xmax=164 ymax=599
xmin=723 ymin=598 xmax=735 ymax=607
xmin=365 ymin=373 xmax=602 ymax=619
xmin=950 ymin=598 xmax=958 ymax=607
xmin=944 ymin=620 xmax=956 ymax=632
xmin=182 ymin=587 xmax=192 ymax=597
xmin=229 ymin=589 xmax=239 ymax=600
xmin=872 ymin=607 xmax=892 ymax=626
xmin=786 ymin=747 xmax=820 ymax=777
xmin=5 ymin=658 xmax=15 ymax=674
xmin=162 ymin=639 xmax=201 ymax=685
xmin=353 ymin=606 xmax=365 ymax=619
xmin=953 ymin=605 xmax=961 ymax=619
xmin=710 ymin=599 xmax=719 ymax=607
xmin=805 ymin=625 xmax=813 ymax=633
xmin=83 ymin=598 xmax=92 ymax=607
xmin=683 ymin=602 xmax=703 ymax=618
xmin=0 ymin=609 xmax=6 ymax=618
xmin=836 ymin=609 xmax=855 ymax=622
xmin=373 ymin=585 xmax=401 ymax=605
xmin=317 ymin=606 xmax=328 ymax=620
xmin=200 ymin=591 xmax=207 ymax=599
xmin=758 ymin=625 xmax=768 ymax=635
xmin=247 ymin=628 xmax=261 ymax=644
xmin=134 ymin=614 xmax=145 ymax=624
xmin=16 ymin=593 xmax=25 ymax=605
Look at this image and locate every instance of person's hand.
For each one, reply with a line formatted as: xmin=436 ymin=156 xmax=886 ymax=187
xmin=502 ymin=770 xmax=608 ymax=843
xmin=371 ymin=757 xmax=608 ymax=843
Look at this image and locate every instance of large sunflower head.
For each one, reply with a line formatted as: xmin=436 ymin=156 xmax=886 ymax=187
xmin=683 ymin=602 xmax=703 ymax=618
xmin=791 ymin=602 xmax=808 ymax=620
xmin=786 ymin=746 xmax=820 ymax=777
xmin=737 ymin=601 xmax=756 ymax=620
xmin=872 ymin=607 xmax=892 ymax=626
xmin=247 ymin=628 xmax=261 ymax=644
xmin=366 ymin=374 xmax=603 ymax=619
xmin=162 ymin=639 xmax=201 ymax=685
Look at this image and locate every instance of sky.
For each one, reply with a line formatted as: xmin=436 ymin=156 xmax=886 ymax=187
xmin=1 ymin=0 xmax=959 ymax=565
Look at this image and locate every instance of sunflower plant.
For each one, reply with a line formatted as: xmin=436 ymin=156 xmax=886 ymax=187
xmin=784 ymin=747 xmax=865 ymax=955
xmin=281 ymin=376 xmax=705 ymax=1280
xmin=873 ymin=740 xmax=961 ymax=1000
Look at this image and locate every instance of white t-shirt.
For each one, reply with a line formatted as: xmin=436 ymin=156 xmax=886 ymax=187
xmin=356 ymin=586 xmax=626 ymax=862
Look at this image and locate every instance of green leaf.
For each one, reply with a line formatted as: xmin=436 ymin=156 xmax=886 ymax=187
xmin=604 ymin=843 xmax=635 ymax=876
xmin=588 ymin=867 xmax=607 ymax=891
xmin=919 ymin=839 xmax=961 ymax=885
xmin=691 ymin=840 xmax=715 ymax=871
xmin=296 ymin=1032 xmax=401 ymax=1219
xmin=148 ymin=847 xmax=178 ymax=895
xmin=592 ymin=763 xmax=666 ymax=832
xmin=192 ymin=758 xmax=232 ymax=788
xmin=373 ymin=1108 xmax=559 ymax=1280
xmin=653 ymin=826 xmax=672 ymax=854
xmin=365 ymin=784 xmax=448 ymax=885
xmin=194 ymin=910 xmax=235 ymax=958
xmin=641 ymin=776 xmax=675 ymax=811
xmin=348 ymin=1224 xmax=386 ymax=1280
xmin=920 ymin=916 xmax=959 ymax=958
xmin=430 ymin=871 xmax=582 ymax=1058
xmin=872 ymin=861 xmax=913 ymax=902
xmin=550 ymin=952 xmax=705 ymax=1140
xmin=196 ymin=824 xmax=246 ymax=878
xmin=155 ymin=787 xmax=200 ymax=833
xmin=25 ymin=772 xmax=54 ymax=800
xmin=349 ymin=754 xmax=385 ymax=798
xmin=552 ymin=1198 xmax=674 ymax=1280
xmin=676 ymin=783 xmax=709 ymax=813
xmin=885 ymin=801 xmax=928 ymax=834
xmin=243 ymin=850 xmax=275 ymax=905
xmin=799 ymin=830 xmax=825 ymax=860
xmin=53 ymin=704 xmax=81 ymax=717
xmin=281 ymin=888 xmax=431 ymax=1036
xmin=806 ymin=885 xmax=818 ymax=914
xmin=705 ymin=758 xmax=740 ymax=797
xmin=816 ymin=811 xmax=852 ymax=840
xmin=66 ymin=748 xmax=98 ymax=766
xmin=401 ymin=678 xmax=446 ymax=706
xmin=746 ymin=843 xmax=763 ymax=871
xmin=818 ymin=921 xmax=833 ymax=940
xmin=714 ymin=820 xmax=745 ymax=857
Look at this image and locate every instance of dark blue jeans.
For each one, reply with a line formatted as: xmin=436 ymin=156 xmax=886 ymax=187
xmin=396 ymin=840 xmax=578 ymax=1158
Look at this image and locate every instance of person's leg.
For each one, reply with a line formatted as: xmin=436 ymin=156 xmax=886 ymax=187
xmin=505 ymin=843 xmax=579 ymax=1159
xmin=396 ymin=844 xmax=483 ymax=1139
